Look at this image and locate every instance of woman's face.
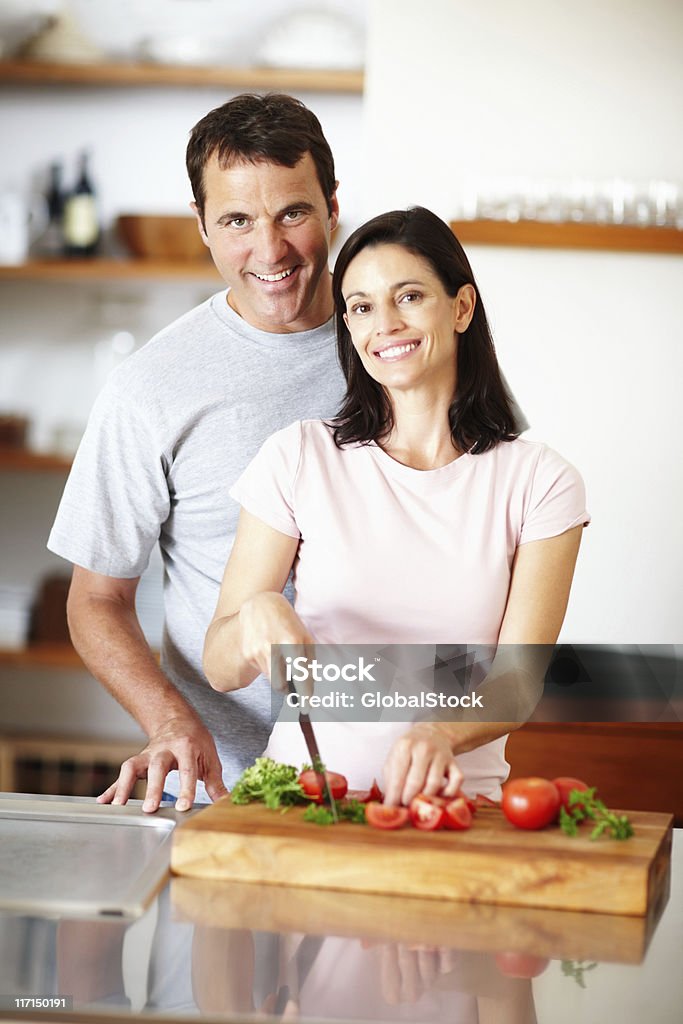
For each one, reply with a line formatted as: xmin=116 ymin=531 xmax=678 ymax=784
xmin=341 ymin=244 xmax=474 ymax=395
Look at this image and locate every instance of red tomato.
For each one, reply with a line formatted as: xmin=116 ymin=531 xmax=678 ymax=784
xmin=368 ymin=779 xmax=383 ymax=803
xmin=552 ymin=776 xmax=590 ymax=812
xmin=474 ymin=793 xmax=500 ymax=809
xmin=443 ymin=796 xmax=473 ymax=831
xmin=494 ymin=952 xmax=550 ymax=978
xmin=298 ymin=770 xmax=348 ymax=803
xmin=365 ymin=802 xmax=410 ymax=830
xmin=502 ymin=777 xmax=561 ymax=830
xmin=347 ymin=779 xmax=384 ymax=804
xmin=409 ymin=794 xmax=447 ymax=831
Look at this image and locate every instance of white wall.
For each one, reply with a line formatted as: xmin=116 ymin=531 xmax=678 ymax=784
xmin=363 ymin=0 xmax=683 ymax=216
xmin=362 ymin=0 xmax=683 ymax=643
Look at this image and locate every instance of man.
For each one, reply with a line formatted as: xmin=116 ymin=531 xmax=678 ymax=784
xmin=49 ymin=93 xmax=527 ymax=814
xmin=48 ymin=93 xmax=346 ymax=813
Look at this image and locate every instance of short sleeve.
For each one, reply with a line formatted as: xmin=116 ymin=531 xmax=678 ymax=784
xmin=229 ymin=421 xmax=302 ymax=539
xmin=519 ymin=446 xmax=590 ymax=544
xmin=47 ymin=373 xmax=169 ymax=577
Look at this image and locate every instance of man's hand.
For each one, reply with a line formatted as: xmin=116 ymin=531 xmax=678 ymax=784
xmin=382 ymin=723 xmax=463 ymax=807
xmin=97 ymin=714 xmax=228 ymax=813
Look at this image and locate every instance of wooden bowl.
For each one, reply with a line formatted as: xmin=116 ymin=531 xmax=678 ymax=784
xmin=116 ymin=214 xmax=210 ymax=261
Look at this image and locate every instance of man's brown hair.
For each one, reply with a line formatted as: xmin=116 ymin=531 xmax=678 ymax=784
xmin=187 ymin=92 xmax=337 ymax=224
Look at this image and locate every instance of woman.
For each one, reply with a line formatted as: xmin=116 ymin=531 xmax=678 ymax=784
xmin=203 ymin=207 xmax=589 ymax=806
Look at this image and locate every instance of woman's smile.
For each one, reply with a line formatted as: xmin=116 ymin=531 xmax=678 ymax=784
xmin=374 ymin=339 xmax=422 ymax=361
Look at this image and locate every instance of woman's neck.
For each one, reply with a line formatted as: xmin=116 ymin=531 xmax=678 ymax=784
xmin=380 ymin=389 xmax=461 ymax=470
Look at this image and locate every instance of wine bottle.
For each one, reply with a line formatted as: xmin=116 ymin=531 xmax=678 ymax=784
xmin=36 ymin=161 xmax=65 ymax=257
xmin=63 ymin=151 xmax=100 ymax=257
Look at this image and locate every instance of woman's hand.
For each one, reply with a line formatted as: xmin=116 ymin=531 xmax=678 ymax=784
xmin=239 ymin=592 xmax=315 ymax=691
xmin=382 ymin=723 xmax=463 ymax=807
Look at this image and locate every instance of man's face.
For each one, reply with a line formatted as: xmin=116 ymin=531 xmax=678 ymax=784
xmin=193 ymin=152 xmax=339 ymax=334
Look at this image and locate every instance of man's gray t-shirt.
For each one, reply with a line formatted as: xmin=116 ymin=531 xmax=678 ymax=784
xmin=48 ymin=290 xmax=346 ymax=798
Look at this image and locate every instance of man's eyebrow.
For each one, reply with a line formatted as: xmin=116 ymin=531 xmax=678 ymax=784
xmin=215 ymin=201 xmax=315 ymax=226
xmin=215 ymin=210 xmax=250 ymax=226
xmin=279 ymin=201 xmax=315 ymax=215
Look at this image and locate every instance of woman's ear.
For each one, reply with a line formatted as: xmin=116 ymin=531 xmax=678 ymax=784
xmin=453 ymin=284 xmax=476 ymax=333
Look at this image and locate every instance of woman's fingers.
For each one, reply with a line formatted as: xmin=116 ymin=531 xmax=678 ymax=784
xmin=383 ymin=725 xmax=462 ymax=806
xmin=440 ymin=759 xmax=464 ymax=798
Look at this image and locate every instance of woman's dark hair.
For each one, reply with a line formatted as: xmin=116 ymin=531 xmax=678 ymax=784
xmin=331 ymin=207 xmax=519 ymax=455
xmin=187 ymin=93 xmax=336 ymax=225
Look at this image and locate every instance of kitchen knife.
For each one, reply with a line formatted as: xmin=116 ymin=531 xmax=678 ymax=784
xmin=287 ymin=680 xmax=338 ymax=821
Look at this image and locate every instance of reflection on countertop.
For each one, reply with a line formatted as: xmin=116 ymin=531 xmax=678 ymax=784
xmin=0 ymin=827 xmax=681 ymax=1024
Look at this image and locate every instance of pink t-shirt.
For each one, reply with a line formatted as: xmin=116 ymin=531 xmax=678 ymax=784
xmin=230 ymin=421 xmax=590 ymax=795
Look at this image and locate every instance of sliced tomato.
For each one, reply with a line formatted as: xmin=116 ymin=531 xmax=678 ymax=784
xmin=298 ymin=770 xmax=348 ymax=803
xmin=365 ymin=802 xmax=410 ymax=830
xmin=409 ymin=794 xmax=447 ymax=831
xmin=552 ymin=776 xmax=590 ymax=812
xmin=502 ymin=777 xmax=560 ymax=830
xmin=347 ymin=779 xmax=384 ymax=804
xmin=443 ymin=796 xmax=473 ymax=831
xmin=368 ymin=779 xmax=383 ymax=803
xmin=474 ymin=793 xmax=500 ymax=809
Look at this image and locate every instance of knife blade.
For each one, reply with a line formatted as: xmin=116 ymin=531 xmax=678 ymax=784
xmin=287 ymin=680 xmax=338 ymax=822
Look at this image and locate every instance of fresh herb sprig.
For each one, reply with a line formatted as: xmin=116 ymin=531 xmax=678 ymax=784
xmin=303 ymin=798 xmax=367 ymax=826
xmin=561 ymin=960 xmax=598 ymax=989
xmin=302 ymin=803 xmax=336 ymax=825
xmin=559 ymin=787 xmax=633 ymax=841
xmin=231 ymin=757 xmax=306 ymax=810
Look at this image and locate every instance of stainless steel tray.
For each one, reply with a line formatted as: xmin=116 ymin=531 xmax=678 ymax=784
xmin=0 ymin=793 xmax=186 ymax=919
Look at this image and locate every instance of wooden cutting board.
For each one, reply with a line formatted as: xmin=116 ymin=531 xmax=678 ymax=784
xmin=171 ymin=799 xmax=672 ymax=916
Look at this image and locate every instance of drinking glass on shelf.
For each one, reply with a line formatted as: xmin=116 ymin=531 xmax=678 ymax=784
xmin=566 ymin=180 xmax=598 ymax=223
xmin=648 ymin=180 xmax=679 ymax=227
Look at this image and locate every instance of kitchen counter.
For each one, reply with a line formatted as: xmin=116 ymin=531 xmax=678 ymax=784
xmin=0 ymin=799 xmax=681 ymax=1024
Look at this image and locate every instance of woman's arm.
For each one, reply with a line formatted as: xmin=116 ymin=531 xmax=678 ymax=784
xmin=382 ymin=525 xmax=584 ymax=805
xmin=203 ymin=509 xmax=308 ymax=692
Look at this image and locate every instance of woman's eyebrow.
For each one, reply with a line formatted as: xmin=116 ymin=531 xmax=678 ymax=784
xmin=344 ymin=279 xmax=426 ymax=302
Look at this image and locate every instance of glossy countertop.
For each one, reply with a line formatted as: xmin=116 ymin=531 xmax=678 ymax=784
xmin=0 ymin=797 xmax=681 ymax=1024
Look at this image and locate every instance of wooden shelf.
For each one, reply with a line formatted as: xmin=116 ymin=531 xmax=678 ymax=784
xmin=450 ymin=219 xmax=683 ymax=254
xmin=0 ymin=448 xmax=72 ymax=471
xmin=3 ymin=227 xmax=677 ymax=282
xmin=0 ymin=257 xmax=222 ymax=282
xmin=0 ymin=58 xmax=364 ymax=93
xmin=0 ymin=643 xmax=160 ymax=669
xmin=0 ymin=644 xmax=83 ymax=669
xmin=0 ymin=733 xmax=147 ymax=796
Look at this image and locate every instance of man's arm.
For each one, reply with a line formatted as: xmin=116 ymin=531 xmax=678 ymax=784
xmin=67 ymin=566 xmax=228 ymax=813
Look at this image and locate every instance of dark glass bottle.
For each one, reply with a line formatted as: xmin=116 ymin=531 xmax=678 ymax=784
xmin=38 ymin=162 xmax=65 ymax=257
xmin=63 ymin=151 xmax=100 ymax=257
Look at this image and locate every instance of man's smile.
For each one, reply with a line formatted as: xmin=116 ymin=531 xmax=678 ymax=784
xmin=252 ymin=267 xmax=298 ymax=282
